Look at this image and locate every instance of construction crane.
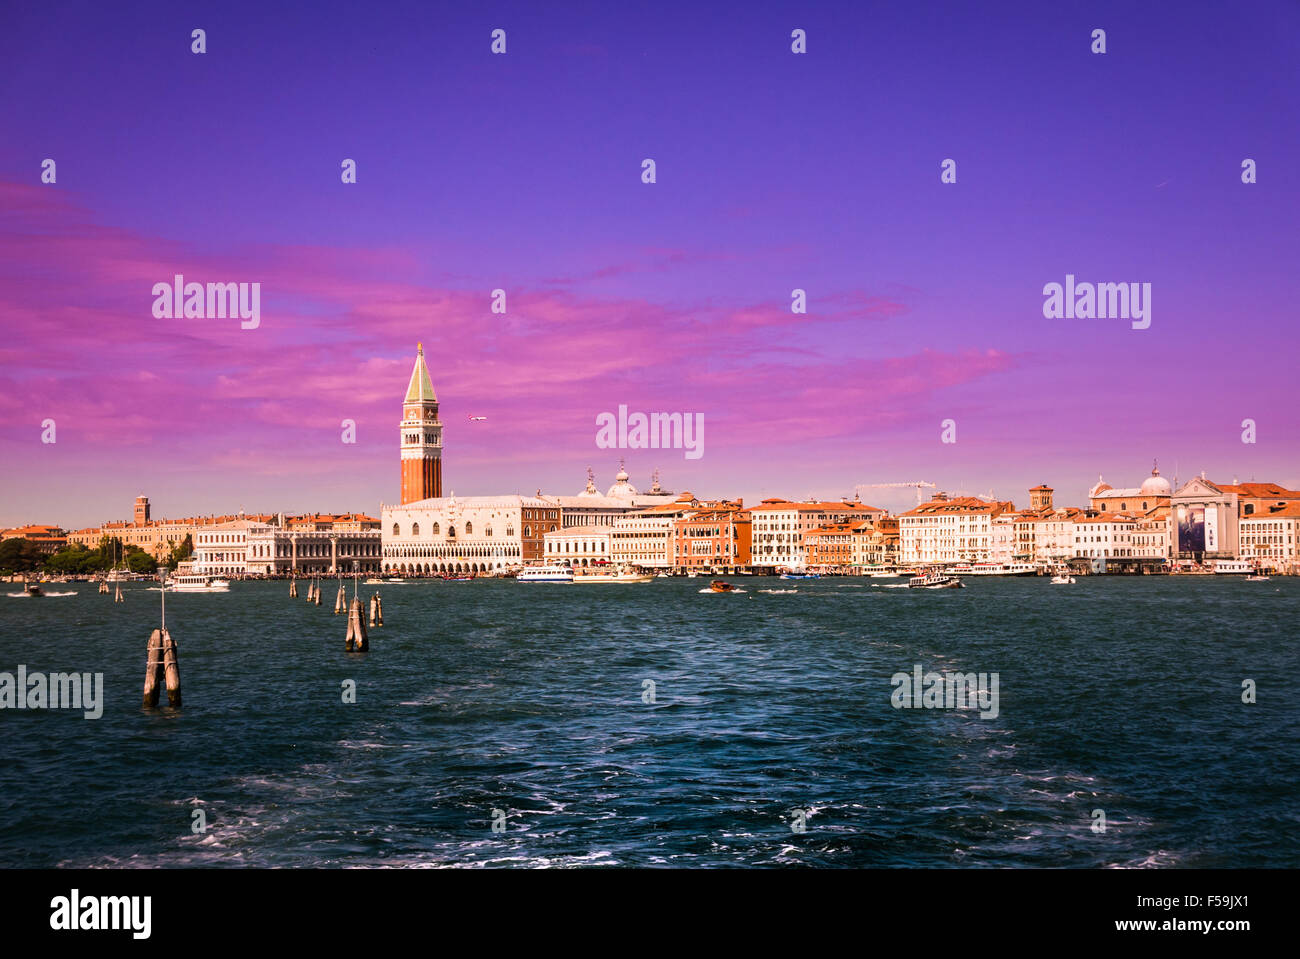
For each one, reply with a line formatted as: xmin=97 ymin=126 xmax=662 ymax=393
xmin=855 ymin=481 xmax=937 ymax=506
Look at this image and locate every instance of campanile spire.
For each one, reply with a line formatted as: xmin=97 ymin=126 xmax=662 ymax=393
xmin=400 ymin=343 xmax=442 ymax=503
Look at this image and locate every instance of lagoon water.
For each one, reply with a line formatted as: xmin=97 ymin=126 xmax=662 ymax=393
xmin=2 ymin=577 xmax=1297 ymax=867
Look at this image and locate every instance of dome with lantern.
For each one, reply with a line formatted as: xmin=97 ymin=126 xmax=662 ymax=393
xmin=1139 ymin=462 xmax=1171 ymax=496
xmin=605 ymin=460 xmax=639 ymax=499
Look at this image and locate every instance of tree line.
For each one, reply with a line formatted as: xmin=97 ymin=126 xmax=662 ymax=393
xmin=0 ymin=535 xmax=194 ymax=576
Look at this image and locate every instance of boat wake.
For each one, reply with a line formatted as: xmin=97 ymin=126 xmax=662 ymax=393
xmin=698 ymin=588 xmax=747 ymax=594
xmin=758 ymin=589 xmax=797 ymax=594
xmin=7 ymin=590 xmax=78 ymax=597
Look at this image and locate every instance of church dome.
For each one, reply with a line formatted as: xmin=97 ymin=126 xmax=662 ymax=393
xmin=1140 ymin=463 xmax=1171 ymax=496
xmin=605 ymin=461 xmax=638 ymax=499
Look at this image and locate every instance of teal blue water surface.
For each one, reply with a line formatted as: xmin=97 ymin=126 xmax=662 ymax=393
xmin=2 ymin=576 xmax=1296 ymax=867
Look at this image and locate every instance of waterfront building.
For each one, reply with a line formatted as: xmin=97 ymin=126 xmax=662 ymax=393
xmin=194 ymin=519 xmax=273 ymax=576
xmin=607 ymin=495 xmax=718 ymax=570
xmin=245 ymin=517 xmax=381 ymax=576
xmin=399 ymin=343 xmax=443 ymax=504
xmin=1071 ymin=513 xmax=1139 ymax=568
xmin=856 ymin=517 xmax=900 ymax=568
xmin=672 ymin=505 xmax=751 ymax=570
xmin=989 ymin=513 xmax=1018 ymax=563
xmin=1240 ymin=502 xmax=1300 ymax=572
xmin=897 ymin=494 xmax=1014 ymax=564
xmin=67 ymin=495 xmax=278 ymax=560
xmin=803 ymin=522 xmax=859 ymax=572
xmin=1033 ymin=508 xmax=1085 ymax=564
xmin=543 ymin=525 xmax=612 ymax=567
xmin=383 ymin=495 xmax=556 ymax=574
xmin=749 ymin=499 xmax=886 ymax=568
xmin=0 ymin=524 xmax=68 ymax=555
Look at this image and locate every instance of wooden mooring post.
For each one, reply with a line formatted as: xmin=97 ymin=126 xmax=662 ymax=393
xmin=289 ymin=576 xmax=298 ymax=598
xmin=345 ymin=561 xmax=368 ymax=651
xmin=334 ymin=580 xmax=345 ymax=614
xmin=143 ymin=567 xmax=181 ymax=707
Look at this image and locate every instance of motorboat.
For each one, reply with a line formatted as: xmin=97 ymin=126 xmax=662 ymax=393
xmin=517 ymin=565 xmax=575 ymax=583
xmin=709 ymin=580 xmax=737 ymax=593
xmin=907 ymin=571 xmax=963 ymax=589
xmin=1050 ymin=573 xmax=1075 ymax=584
xmin=779 ymin=572 xmax=821 ymax=580
xmin=23 ymin=580 xmax=43 ymax=597
xmin=1245 ymin=573 xmax=1271 ymax=582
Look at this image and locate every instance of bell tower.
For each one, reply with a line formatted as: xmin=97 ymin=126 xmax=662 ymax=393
xmin=399 ymin=343 xmax=442 ymax=504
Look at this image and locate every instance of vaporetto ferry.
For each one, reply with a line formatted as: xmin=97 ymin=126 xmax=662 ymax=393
xmin=516 ymin=565 xmax=575 ymax=583
xmin=949 ymin=562 xmax=1038 ymax=577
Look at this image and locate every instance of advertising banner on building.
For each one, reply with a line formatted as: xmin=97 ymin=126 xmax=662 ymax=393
xmin=1177 ymin=506 xmax=1205 ymax=553
xmin=1204 ymin=507 xmax=1219 ymax=552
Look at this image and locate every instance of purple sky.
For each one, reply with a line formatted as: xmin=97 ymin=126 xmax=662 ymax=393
xmin=2 ymin=0 xmax=1297 ymax=529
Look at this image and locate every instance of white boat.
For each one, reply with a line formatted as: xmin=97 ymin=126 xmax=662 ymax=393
xmin=1050 ymin=573 xmax=1075 ymax=584
xmin=1245 ymin=574 xmax=1270 ymax=582
xmin=572 ymin=566 xmax=653 ymax=584
xmin=950 ymin=562 xmax=1037 ymax=577
xmin=517 ymin=565 xmax=575 ymax=583
xmin=1212 ymin=560 xmax=1252 ymax=575
xmin=907 ymin=571 xmax=964 ymax=589
xmin=167 ymin=567 xmax=230 ymax=592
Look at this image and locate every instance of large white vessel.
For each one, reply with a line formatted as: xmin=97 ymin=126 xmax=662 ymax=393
xmin=949 ymin=562 xmax=1037 ymax=576
xmin=572 ymin=566 xmax=653 ymax=584
xmin=167 ymin=562 xmax=231 ymax=592
xmin=1212 ymin=560 xmax=1252 ymax=575
xmin=516 ymin=565 xmax=575 ymax=583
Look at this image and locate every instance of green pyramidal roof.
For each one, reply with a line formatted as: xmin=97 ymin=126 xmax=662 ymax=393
xmin=405 ymin=343 xmax=437 ymax=403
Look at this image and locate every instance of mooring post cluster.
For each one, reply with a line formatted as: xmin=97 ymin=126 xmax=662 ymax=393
xmin=289 ymin=576 xmax=298 ymax=599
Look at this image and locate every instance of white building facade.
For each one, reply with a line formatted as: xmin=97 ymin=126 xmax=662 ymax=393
xmin=382 ymin=495 xmax=557 ymax=574
xmin=749 ymin=500 xmax=885 ymax=568
xmin=898 ymin=496 xmax=1012 ymax=565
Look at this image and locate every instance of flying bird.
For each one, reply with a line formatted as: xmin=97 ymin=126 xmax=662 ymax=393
xmin=468 ymin=415 xmax=487 ymax=421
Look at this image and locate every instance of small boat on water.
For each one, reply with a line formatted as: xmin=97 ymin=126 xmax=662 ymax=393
xmin=517 ymin=565 xmax=575 ymax=583
xmin=1245 ymin=573 xmax=1271 ymax=582
xmin=907 ymin=571 xmax=963 ymax=589
xmin=23 ymin=580 xmax=43 ymax=597
xmin=780 ymin=572 xmax=821 ymax=580
xmin=710 ymin=580 xmax=737 ymax=593
xmin=1050 ymin=573 xmax=1076 ymax=584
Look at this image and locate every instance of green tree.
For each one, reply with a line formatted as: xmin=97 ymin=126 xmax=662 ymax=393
xmin=126 ymin=548 xmax=157 ymax=574
xmin=0 ymin=537 xmax=45 ymax=575
xmin=46 ymin=543 xmax=90 ymax=575
xmin=166 ymin=534 xmax=194 ymax=570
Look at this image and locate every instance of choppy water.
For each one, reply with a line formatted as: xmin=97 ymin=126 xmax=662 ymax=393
xmin=2 ymin=577 xmax=1297 ymax=867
